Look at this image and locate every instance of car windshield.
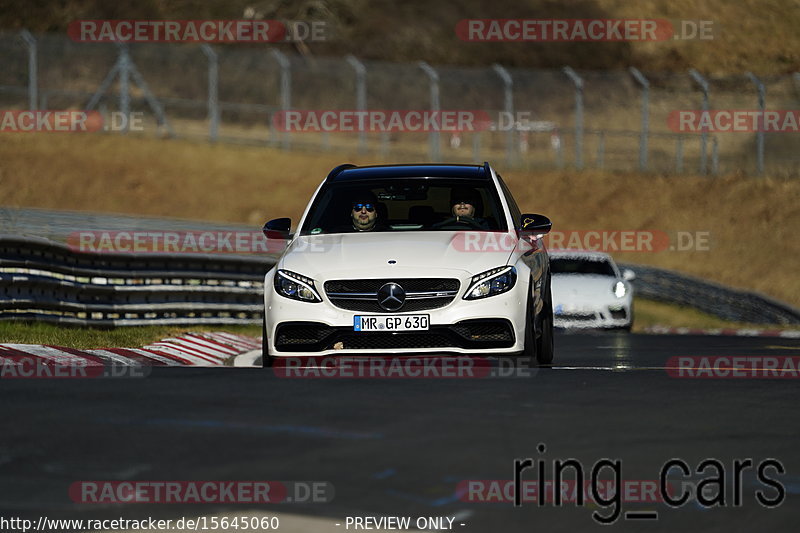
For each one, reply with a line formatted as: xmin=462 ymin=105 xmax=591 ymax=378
xmin=299 ymin=178 xmax=508 ymax=235
xmin=550 ymin=257 xmax=616 ymax=277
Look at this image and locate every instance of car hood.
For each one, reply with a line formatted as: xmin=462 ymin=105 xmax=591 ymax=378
xmin=551 ymin=274 xmax=620 ymax=303
xmin=280 ymin=231 xmax=514 ymax=280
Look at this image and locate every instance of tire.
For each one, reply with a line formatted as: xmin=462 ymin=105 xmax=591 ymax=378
xmin=522 ymin=294 xmax=538 ymax=366
xmin=261 ymin=315 xmax=274 ymax=368
xmin=535 ymin=297 xmax=555 ymax=365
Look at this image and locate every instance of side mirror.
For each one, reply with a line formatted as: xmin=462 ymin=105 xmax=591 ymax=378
xmin=520 ymin=213 xmax=552 ymax=235
xmin=263 ymin=218 xmax=291 ymax=240
xmin=622 ymin=269 xmax=636 ymax=282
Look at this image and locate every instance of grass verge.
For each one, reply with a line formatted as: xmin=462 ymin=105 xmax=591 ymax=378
xmin=0 ymin=322 xmax=261 ymax=350
xmin=631 ymin=298 xmax=799 ymax=332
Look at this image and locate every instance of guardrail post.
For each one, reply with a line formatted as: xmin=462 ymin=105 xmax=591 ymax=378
xmin=271 ymin=50 xmax=291 ymax=150
xmin=418 ymin=61 xmax=440 ymax=162
xmin=746 ymin=72 xmax=765 ymax=176
xmin=20 ymin=30 xmax=37 ymax=110
xmin=346 ymin=55 xmax=367 ymax=154
xmin=201 ymin=45 xmax=220 ymax=143
xmin=689 ymin=69 xmax=710 ymax=174
xmin=629 ymin=67 xmax=650 ymax=172
xmin=492 ymin=64 xmax=514 ymax=166
xmin=563 ymin=66 xmax=584 ymax=170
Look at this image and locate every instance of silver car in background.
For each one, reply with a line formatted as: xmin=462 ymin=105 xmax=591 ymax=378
xmin=550 ymin=250 xmax=635 ymax=330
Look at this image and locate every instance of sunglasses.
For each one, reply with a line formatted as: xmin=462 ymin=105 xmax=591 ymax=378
xmin=454 ymin=200 xmax=474 ymax=205
xmin=352 ymin=203 xmax=375 ymax=212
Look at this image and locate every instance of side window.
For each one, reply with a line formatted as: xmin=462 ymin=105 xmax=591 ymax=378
xmin=497 ymin=175 xmax=522 ymax=228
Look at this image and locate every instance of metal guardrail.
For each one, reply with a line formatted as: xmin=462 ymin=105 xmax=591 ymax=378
xmin=0 ymin=236 xmax=274 ymax=327
xmin=620 ymin=263 xmax=800 ymax=325
xmin=0 ymin=236 xmax=797 ymax=327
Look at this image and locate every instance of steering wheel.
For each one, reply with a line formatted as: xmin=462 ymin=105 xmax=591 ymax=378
xmin=434 ymin=216 xmax=486 ymax=230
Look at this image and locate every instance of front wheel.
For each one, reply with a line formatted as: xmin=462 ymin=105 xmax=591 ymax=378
xmin=535 ymin=299 xmax=555 ymax=365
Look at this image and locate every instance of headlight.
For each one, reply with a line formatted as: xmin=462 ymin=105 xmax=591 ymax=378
xmin=613 ymin=281 xmax=627 ymax=298
xmin=464 ymin=266 xmax=517 ymax=300
xmin=274 ymin=269 xmax=322 ymax=303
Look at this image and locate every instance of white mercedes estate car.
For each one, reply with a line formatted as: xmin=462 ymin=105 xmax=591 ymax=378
xmin=261 ymin=163 xmax=554 ymax=366
xmin=550 ymin=250 xmax=636 ymax=330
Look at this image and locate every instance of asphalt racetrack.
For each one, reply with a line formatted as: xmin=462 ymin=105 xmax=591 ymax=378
xmin=2 ymin=331 xmax=799 ymax=532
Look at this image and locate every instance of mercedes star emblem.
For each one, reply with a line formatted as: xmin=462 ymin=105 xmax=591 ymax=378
xmin=377 ymin=282 xmax=406 ymax=311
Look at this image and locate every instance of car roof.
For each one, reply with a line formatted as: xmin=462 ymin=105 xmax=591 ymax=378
xmin=327 ymin=163 xmax=491 ymax=182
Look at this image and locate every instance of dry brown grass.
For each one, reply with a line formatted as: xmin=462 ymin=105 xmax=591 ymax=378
xmin=1 ymin=133 xmax=798 ymax=308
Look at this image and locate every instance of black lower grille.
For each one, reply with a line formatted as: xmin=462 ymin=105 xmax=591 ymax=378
xmin=609 ymin=308 xmax=627 ymax=320
xmin=558 ymin=312 xmax=596 ymax=321
xmin=451 ymin=319 xmax=515 ymax=342
xmin=274 ymin=319 xmax=515 ymax=352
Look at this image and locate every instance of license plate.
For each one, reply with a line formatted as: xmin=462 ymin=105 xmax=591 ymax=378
xmin=354 ymin=314 xmax=429 ymax=332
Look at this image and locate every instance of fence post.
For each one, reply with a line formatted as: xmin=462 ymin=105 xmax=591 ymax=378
xmin=19 ymin=30 xmax=37 ymax=110
xmin=271 ymin=49 xmax=291 ymax=150
xmin=689 ymin=69 xmax=710 ymax=174
xmin=562 ymin=66 xmax=584 ymax=170
xmin=492 ymin=64 xmax=514 ymax=166
xmin=345 ymin=55 xmax=367 ymax=154
xmin=201 ymin=45 xmax=220 ymax=143
xmin=746 ymin=72 xmax=765 ymax=176
xmin=629 ymin=67 xmax=650 ymax=172
xmin=711 ymin=136 xmax=719 ymax=175
xmin=118 ymin=44 xmax=131 ymax=134
xmin=596 ymin=131 xmax=605 ymax=170
xmin=418 ymin=61 xmax=440 ymax=162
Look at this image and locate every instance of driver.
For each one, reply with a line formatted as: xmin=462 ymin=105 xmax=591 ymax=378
xmin=349 ymin=191 xmax=383 ymax=232
xmin=433 ymin=187 xmax=490 ymax=229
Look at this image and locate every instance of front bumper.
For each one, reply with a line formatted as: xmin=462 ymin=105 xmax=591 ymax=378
xmin=265 ymin=270 xmax=529 ymax=357
xmin=553 ymin=301 xmax=632 ymax=329
xmin=274 ymin=319 xmax=515 ymax=352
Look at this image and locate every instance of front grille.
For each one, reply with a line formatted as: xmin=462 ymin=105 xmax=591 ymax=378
xmin=274 ymin=319 xmax=514 ymax=352
xmin=558 ymin=312 xmax=596 ymax=321
xmin=324 ymin=278 xmax=460 ymax=313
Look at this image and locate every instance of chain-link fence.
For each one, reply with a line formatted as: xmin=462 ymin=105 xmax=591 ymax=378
xmin=2 ymin=31 xmax=799 ymax=176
